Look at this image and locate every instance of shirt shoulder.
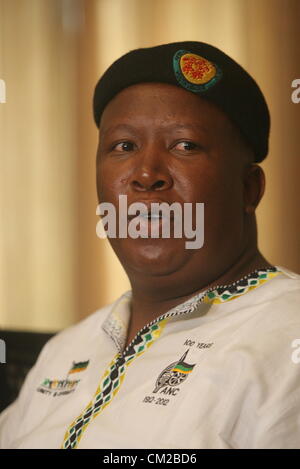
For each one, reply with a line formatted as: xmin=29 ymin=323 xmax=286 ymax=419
xmin=258 ymin=265 xmax=300 ymax=317
xmin=224 ymin=265 xmax=300 ymax=317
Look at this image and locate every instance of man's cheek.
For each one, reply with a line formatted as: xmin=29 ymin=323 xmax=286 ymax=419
xmin=98 ymin=182 xmax=123 ymax=205
xmin=97 ymin=167 xmax=115 ymax=198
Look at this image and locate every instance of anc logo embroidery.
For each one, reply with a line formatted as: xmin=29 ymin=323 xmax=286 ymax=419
xmin=173 ymin=49 xmax=222 ymax=92
xmin=142 ymin=350 xmax=196 ymax=406
xmin=36 ymin=360 xmax=89 ymax=397
xmin=153 ymin=349 xmax=196 ymax=393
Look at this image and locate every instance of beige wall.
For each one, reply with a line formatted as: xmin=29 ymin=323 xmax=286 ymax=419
xmin=0 ymin=0 xmax=299 ymax=332
xmin=0 ymin=0 xmax=80 ymax=331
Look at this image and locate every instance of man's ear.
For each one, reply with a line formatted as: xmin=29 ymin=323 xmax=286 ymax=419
xmin=96 ymin=147 xmax=102 ymax=206
xmin=243 ymin=164 xmax=266 ymax=214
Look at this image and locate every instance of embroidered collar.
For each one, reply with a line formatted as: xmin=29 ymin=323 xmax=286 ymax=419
xmin=102 ymin=266 xmax=280 ymax=351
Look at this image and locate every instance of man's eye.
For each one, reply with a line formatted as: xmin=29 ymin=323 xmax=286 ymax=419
xmin=174 ymin=141 xmax=199 ymax=151
xmin=112 ymin=141 xmax=134 ymax=152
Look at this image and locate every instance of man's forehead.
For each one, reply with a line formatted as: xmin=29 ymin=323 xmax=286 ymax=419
xmin=99 ymin=82 xmax=227 ymax=136
xmin=100 ymin=122 xmax=210 ymax=137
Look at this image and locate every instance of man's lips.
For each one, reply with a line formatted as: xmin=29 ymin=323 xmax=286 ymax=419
xmin=126 ymin=200 xmax=175 ymax=221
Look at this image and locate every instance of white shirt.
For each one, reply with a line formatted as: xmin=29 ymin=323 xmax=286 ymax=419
xmin=0 ymin=266 xmax=299 ymax=449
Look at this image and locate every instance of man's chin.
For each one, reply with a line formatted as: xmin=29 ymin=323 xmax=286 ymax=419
xmin=110 ymin=237 xmax=190 ymax=277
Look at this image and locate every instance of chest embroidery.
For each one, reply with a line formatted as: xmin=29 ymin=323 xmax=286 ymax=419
xmin=36 ymin=360 xmax=89 ymax=397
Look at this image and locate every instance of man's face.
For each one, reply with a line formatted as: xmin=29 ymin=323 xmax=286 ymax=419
xmin=96 ymin=82 xmax=250 ymax=283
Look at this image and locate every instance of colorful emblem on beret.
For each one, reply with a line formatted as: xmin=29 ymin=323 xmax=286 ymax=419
xmin=173 ymin=50 xmax=222 ymax=93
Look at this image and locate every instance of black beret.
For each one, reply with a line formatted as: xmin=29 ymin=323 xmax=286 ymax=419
xmin=93 ymin=41 xmax=270 ymax=162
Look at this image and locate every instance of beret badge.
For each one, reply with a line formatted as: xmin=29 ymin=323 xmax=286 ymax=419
xmin=173 ymin=50 xmax=222 ymax=93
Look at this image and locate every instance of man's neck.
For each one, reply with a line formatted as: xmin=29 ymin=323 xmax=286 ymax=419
xmin=124 ymin=249 xmax=272 ymax=348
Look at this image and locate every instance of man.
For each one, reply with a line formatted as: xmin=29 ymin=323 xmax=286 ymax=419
xmin=0 ymin=41 xmax=299 ymax=449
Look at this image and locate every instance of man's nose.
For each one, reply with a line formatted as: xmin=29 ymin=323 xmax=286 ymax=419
xmin=129 ymin=148 xmax=173 ymax=192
